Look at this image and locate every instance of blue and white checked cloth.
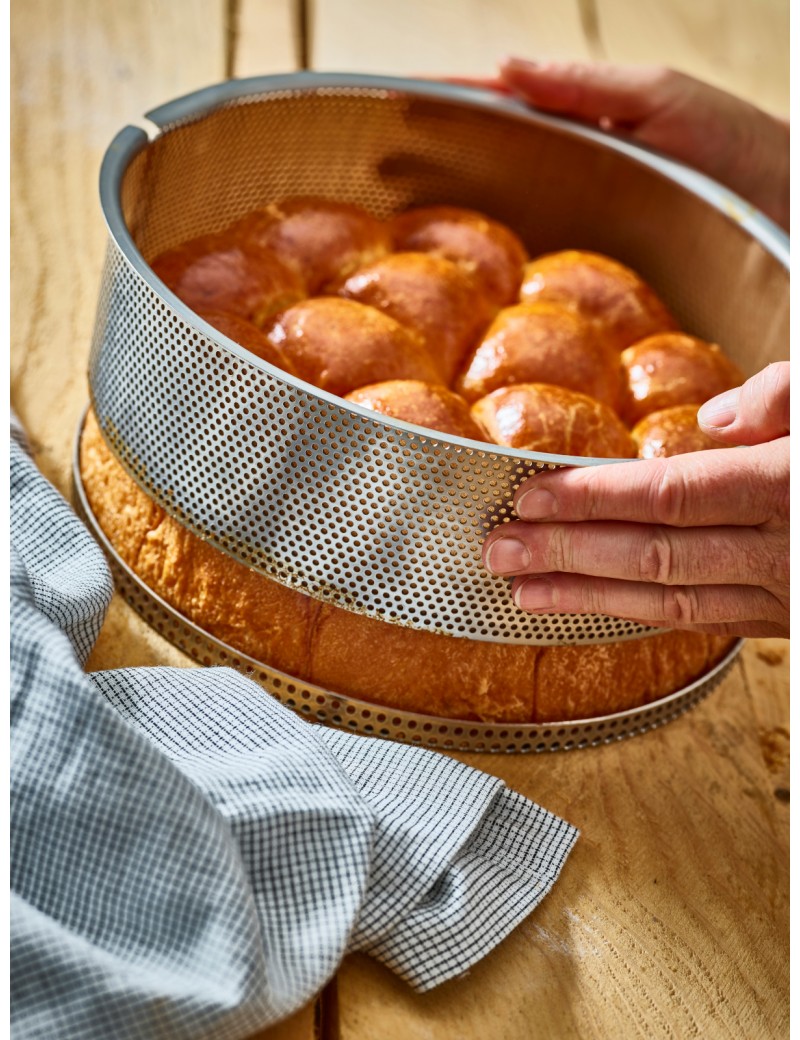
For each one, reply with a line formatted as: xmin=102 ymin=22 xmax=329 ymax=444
xmin=10 ymin=422 xmax=578 ymax=1039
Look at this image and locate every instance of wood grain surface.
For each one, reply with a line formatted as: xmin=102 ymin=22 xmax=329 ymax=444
xmin=11 ymin=1 xmax=789 ymax=1038
xmin=337 ymin=640 xmax=790 ymax=1040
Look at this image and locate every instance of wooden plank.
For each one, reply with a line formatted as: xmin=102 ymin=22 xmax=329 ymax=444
xmin=11 ymin=3 xmax=316 ymax=1037
xmin=594 ymin=0 xmax=790 ymax=115
xmin=232 ymin=0 xmax=300 ymax=77
xmin=310 ymin=0 xmax=592 ymax=76
xmin=245 ymin=1001 xmax=319 ymax=1040
xmin=337 ymin=640 xmax=789 ymax=1040
xmin=10 ymin=0 xmax=226 ymax=495
xmin=308 ymin=2 xmax=788 ymax=1036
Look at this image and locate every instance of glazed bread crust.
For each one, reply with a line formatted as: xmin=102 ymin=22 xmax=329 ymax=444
xmin=622 ymin=333 xmax=746 ymax=425
xmin=520 ymin=249 xmax=679 ymax=352
xmin=632 ymin=404 xmax=725 ymax=458
xmin=471 ymin=383 xmax=638 ymax=458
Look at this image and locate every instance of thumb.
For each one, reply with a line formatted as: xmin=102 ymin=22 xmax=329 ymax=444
xmin=697 ymin=362 xmax=790 ymax=444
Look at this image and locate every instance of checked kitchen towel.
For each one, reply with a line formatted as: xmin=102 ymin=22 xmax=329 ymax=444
xmin=11 ymin=423 xmax=578 ymax=1040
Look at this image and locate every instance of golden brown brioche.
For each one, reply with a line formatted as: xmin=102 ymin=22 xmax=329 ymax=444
xmin=389 ymin=205 xmax=528 ymax=306
xmin=195 ymin=310 xmax=298 ymax=373
xmin=471 ymin=383 xmax=637 ymax=458
xmin=622 ymin=333 xmax=745 ymax=425
xmin=308 ymin=603 xmax=538 ymax=722
xmin=233 ymin=197 xmax=392 ymax=294
xmin=264 ymin=298 xmax=442 ymax=397
xmin=311 ymin=606 xmax=731 ymax=722
xmin=535 ymin=631 xmax=730 ymax=722
xmin=150 ymin=233 xmax=305 ymax=327
xmin=456 ymin=301 xmax=625 ymax=410
xmin=79 ymin=409 xmax=318 ymax=678
xmin=345 ymin=380 xmax=490 ymax=441
xmin=80 ymin=408 xmax=733 ymax=724
xmin=338 ymin=252 xmax=496 ymax=385
xmin=519 ymin=250 xmax=679 ymax=352
xmin=632 ymin=404 xmax=725 ymax=459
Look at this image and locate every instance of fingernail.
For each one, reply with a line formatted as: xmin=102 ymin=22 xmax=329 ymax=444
xmin=515 ymin=487 xmax=557 ymax=519
xmin=698 ymin=387 xmax=740 ymax=428
xmin=514 ymin=577 xmax=556 ymax=611
xmin=485 ymin=537 xmax=531 ymax=575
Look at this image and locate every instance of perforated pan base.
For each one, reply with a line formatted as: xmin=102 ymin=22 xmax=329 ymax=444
xmin=74 ymin=410 xmax=742 ymax=753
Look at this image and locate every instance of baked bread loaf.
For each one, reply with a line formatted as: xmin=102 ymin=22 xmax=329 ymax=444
xmin=456 ymin=301 xmax=624 ymax=409
xmin=471 ymin=383 xmax=637 ymax=458
xmin=80 ymin=408 xmax=733 ymax=723
xmin=345 ymin=380 xmax=489 ymax=441
xmin=519 ymin=249 xmax=679 ymax=352
xmin=151 ymin=233 xmax=305 ymax=327
xmin=390 ymin=205 xmax=528 ymax=305
xmin=197 ymin=310 xmax=298 ymax=373
xmin=338 ymin=252 xmax=496 ymax=384
xmin=633 ymin=404 xmax=725 ymax=459
xmin=622 ymin=333 xmax=746 ymax=425
xmin=233 ymin=196 xmax=392 ymax=294
xmin=264 ymin=297 xmax=442 ymax=396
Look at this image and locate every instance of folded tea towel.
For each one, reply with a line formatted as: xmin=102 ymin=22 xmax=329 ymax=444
xmin=10 ymin=422 xmax=578 ymax=1040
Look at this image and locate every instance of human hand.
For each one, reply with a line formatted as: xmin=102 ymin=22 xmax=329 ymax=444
xmin=451 ymin=60 xmax=789 ymax=231
xmin=482 ymin=363 xmax=789 ymax=638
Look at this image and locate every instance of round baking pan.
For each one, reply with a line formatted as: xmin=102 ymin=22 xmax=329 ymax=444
xmin=89 ymin=72 xmax=789 ymax=647
xmin=74 ymin=408 xmax=743 ymax=753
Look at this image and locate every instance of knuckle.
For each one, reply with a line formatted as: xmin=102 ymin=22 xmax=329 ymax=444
xmin=546 ymin=526 xmax=573 ymax=572
xmin=580 ymin=582 xmax=610 ymax=615
xmin=638 ymin=530 xmax=675 ymax=584
xmin=768 ymin=543 xmax=790 ymax=588
xmin=749 ymin=531 xmax=789 ymax=589
xmin=773 ymin=466 xmax=791 ymax=520
xmin=661 ymin=585 xmax=702 ymax=626
xmin=649 ymin=462 xmax=691 ymax=526
xmin=763 ymin=362 xmax=791 ymax=427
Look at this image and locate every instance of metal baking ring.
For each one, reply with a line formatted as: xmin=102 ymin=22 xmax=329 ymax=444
xmin=73 ymin=408 xmax=743 ymax=754
xmin=90 ymin=72 xmax=789 ymax=647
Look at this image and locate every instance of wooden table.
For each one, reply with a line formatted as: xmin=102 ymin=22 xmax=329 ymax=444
xmin=11 ymin=2 xmax=789 ymax=1037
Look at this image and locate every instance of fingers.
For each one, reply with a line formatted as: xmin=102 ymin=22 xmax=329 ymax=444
xmin=508 ymin=573 xmax=788 ymax=637
xmin=497 ymin=57 xmax=673 ymax=125
xmin=485 ymin=434 xmax=789 ymax=638
xmin=698 ymin=362 xmax=790 ymax=444
xmin=484 ymin=520 xmax=786 ymax=589
xmin=511 ymin=439 xmax=788 ymax=528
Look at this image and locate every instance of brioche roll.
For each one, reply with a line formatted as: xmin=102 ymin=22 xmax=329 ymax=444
xmin=632 ymin=404 xmax=725 ymax=458
xmin=520 ymin=250 xmax=678 ymax=352
xmin=456 ymin=301 xmax=624 ymax=410
xmin=80 ymin=408 xmax=733 ymax=725
xmin=339 ymin=252 xmax=496 ymax=384
xmin=233 ymin=197 xmax=392 ymax=294
xmin=622 ymin=333 xmax=745 ymax=425
xmin=390 ymin=205 xmax=527 ymax=305
xmin=472 ymin=383 xmax=637 ymax=458
xmin=345 ymin=380 xmax=489 ymax=441
xmin=150 ymin=233 xmax=305 ymax=328
xmin=196 ymin=310 xmax=298 ymax=373
xmin=265 ymin=298 xmax=442 ymax=397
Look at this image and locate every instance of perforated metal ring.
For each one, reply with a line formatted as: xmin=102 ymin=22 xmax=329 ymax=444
xmin=72 ymin=411 xmax=742 ymax=753
xmin=89 ymin=73 xmax=789 ymax=646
